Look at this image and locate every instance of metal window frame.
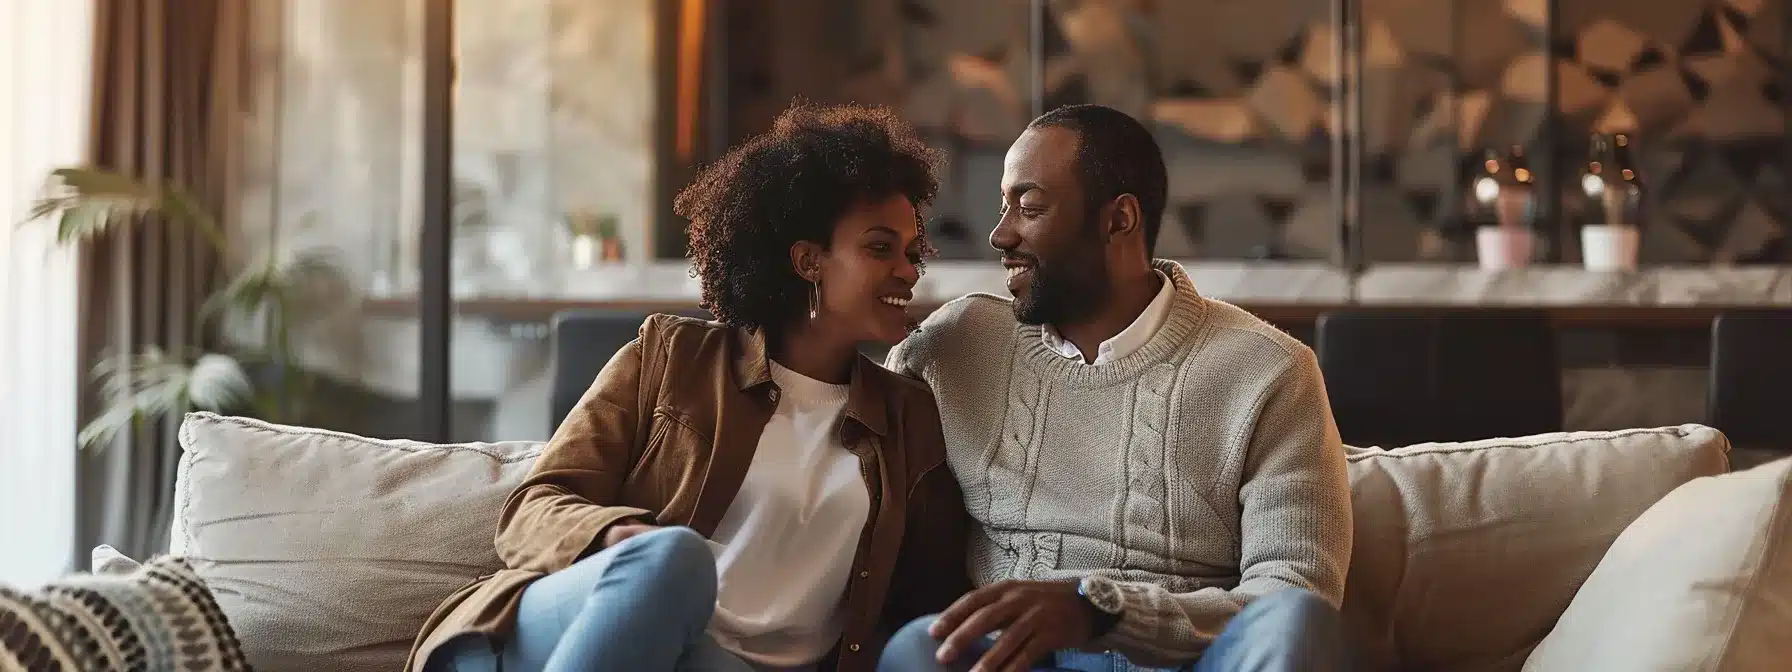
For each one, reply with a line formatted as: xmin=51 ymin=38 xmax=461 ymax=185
xmin=419 ymin=0 xmax=452 ymax=442
xmin=412 ymin=0 xmax=1594 ymax=438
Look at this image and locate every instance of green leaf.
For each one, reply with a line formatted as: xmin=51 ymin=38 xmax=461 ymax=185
xmin=187 ymin=353 xmax=251 ymax=411
xmin=159 ymin=188 xmax=225 ymax=251
xmin=204 ymin=258 xmax=278 ymax=321
xmin=57 ymin=202 xmax=119 ymax=244
xmin=52 ymin=167 xmax=159 ymax=200
xmin=27 ymin=167 xmax=224 ymax=251
xmin=25 ymin=195 xmax=75 ymax=223
xmin=78 ymin=401 xmax=141 ymax=449
xmin=203 ymin=249 xmax=344 ymax=322
xmin=81 ymin=347 xmax=236 ymax=451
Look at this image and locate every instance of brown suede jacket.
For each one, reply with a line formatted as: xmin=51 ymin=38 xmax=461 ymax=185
xmin=408 ymin=314 xmax=971 ymax=672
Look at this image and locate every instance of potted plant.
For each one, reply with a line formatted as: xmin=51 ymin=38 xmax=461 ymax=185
xmin=596 ymin=213 xmax=624 ymax=263
xmin=1470 ymin=145 xmax=1539 ymax=270
xmin=563 ymin=210 xmax=625 ymax=268
xmin=25 ymin=167 xmax=343 ymax=447
xmin=1577 ymin=133 xmax=1642 ymax=271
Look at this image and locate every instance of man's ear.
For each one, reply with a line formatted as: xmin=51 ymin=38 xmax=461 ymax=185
xmin=789 ymin=240 xmax=826 ymax=282
xmin=1106 ymin=194 xmax=1144 ymax=240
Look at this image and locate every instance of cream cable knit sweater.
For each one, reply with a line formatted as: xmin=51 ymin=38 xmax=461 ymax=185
xmin=887 ymin=261 xmax=1352 ymax=666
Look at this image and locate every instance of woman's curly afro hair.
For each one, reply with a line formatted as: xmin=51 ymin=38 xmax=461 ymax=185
xmin=677 ymin=101 xmax=941 ymax=332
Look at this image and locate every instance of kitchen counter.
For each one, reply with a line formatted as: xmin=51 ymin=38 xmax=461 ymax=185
xmin=361 ymin=261 xmax=1792 ymax=326
xmin=322 ymin=261 xmax=1792 ymax=435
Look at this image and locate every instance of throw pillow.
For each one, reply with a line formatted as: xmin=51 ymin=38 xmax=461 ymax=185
xmin=1343 ymin=424 xmax=1731 ymax=671
xmin=1523 ymin=457 xmax=1792 ymax=671
xmin=171 ymin=412 xmax=543 ymax=672
xmin=0 ymin=555 xmax=249 ymax=671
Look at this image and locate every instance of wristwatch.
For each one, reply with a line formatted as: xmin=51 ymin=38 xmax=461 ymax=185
xmin=1076 ymin=576 xmax=1125 ymax=638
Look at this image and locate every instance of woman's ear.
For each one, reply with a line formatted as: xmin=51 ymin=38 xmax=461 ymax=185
xmin=789 ymin=240 xmax=826 ymax=283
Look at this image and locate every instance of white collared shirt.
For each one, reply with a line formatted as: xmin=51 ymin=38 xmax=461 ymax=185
xmin=1041 ymin=270 xmax=1174 ymax=365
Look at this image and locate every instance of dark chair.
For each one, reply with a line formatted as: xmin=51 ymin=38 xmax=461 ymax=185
xmin=1315 ymin=309 xmax=1563 ymax=447
xmin=1708 ymin=310 xmax=1792 ymax=451
xmin=551 ymin=308 xmax=710 ymax=434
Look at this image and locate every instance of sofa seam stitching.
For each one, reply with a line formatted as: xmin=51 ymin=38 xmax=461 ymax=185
xmin=183 ymin=411 xmax=544 ymax=462
xmin=1344 ymin=426 xmax=1702 ymax=462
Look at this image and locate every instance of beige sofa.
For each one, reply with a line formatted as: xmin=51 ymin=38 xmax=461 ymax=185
xmin=161 ymin=413 xmax=1792 ymax=671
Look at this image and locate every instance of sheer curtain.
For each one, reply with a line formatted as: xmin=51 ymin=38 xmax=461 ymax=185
xmin=0 ymin=0 xmax=90 ymax=587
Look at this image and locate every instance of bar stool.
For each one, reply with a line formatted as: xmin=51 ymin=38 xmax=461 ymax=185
xmin=1707 ymin=310 xmax=1792 ymax=457
xmin=1315 ymin=309 xmax=1563 ymax=447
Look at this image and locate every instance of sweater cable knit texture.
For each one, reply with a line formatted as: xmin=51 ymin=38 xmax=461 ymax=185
xmin=887 ymin=261 xmax=1353 ymax=667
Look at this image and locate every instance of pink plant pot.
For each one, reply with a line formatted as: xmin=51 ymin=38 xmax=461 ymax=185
xmin=1476 ymin=226 xmax=1536 ymax=270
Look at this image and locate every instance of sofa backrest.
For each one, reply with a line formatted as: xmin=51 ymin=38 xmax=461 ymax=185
xmin=165 ymin=413 xmax=1730 ymax=672
xmin=1341 ymin=425 xmax=1730 ymax=671
xmin=171 ymin=412 xmax=543 ymax=672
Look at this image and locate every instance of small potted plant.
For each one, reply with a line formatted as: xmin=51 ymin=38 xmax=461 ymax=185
xmin=564 ymin=211 xmax=625 ymax=268
xmin=596 ymin=214 xmax=624 ymax=263
xmin=1578 ymin=133 xmax=1642 ymax=271
xmin=1471 ymin=145 xmax=1538 ymax=270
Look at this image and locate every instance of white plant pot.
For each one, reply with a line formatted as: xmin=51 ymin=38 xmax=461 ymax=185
xmin=1580 ymin=224 xmax=1640 ymax=271
xmin=1475 ymin=226 xmax=1536 ymax=270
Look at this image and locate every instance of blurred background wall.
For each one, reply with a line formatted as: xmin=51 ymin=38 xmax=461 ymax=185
xmin=214 ymin=0 xmax=1792 ymax=441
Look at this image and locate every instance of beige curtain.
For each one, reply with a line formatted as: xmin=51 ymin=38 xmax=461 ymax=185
xmin=75 ymin=0 xmax=249 ymax=562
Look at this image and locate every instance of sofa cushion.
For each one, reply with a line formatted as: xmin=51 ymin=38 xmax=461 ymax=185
xmin=1342 ymin=425 xmax=1730 ymax=672
xmin=171 ymin=412 xmax=542 ymax=672
xmin=0 ymin=554 xmax=249 ymax=671
xmin=1523 ymin=457 xmax=1792 ymax=671
xmin=91 ymin=543 xmax=141 ymax=576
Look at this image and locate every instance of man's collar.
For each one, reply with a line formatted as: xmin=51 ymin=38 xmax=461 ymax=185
xmin=1041 ymin=268 xmax=1175 ymax=365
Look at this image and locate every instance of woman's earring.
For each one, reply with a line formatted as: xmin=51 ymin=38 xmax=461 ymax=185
xmin=808 ymin=277 xmax=821 ymax=320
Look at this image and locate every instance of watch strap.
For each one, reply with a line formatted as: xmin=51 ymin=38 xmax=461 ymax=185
xmin=1076 ymin=578 xmax=1124 ymax=638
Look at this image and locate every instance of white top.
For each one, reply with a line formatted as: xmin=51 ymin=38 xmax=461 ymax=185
xmin=707 ymin=361 xmax=870 ymax=670
xmin=1041 ymin=270 xmax=1175 ymax=364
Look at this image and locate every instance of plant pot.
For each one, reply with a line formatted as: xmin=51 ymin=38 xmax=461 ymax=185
xmin=1580 ymin=224 xmax=1639 ymax=271
xmin=571 ymin=233 xmax=598 ymax=269
xmin=1475 ymin=226 xmax=1535 ymax=270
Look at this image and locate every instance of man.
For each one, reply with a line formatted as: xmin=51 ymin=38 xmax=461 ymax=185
xmin=879 ymin=105 xmax=1353 ymax=672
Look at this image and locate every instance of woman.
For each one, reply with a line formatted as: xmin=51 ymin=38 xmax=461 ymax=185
xmin=409 ymin=103 xmax=970 ymax=672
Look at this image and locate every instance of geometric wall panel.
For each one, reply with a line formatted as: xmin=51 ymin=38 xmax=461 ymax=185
xmin=1557 ymin=0 xmax=1792 ymax=263
xmin=1363 ymin=0 xmax=1550 ymax=261
xmin=720 ymin=0 xmax=1786 ymax=263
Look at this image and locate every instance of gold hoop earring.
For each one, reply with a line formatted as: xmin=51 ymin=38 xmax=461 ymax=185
xmin=808 ymin=277 xmax=821 ymax=319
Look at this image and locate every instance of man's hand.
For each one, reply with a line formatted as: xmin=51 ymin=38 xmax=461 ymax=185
xmin=602 ymin=522 xmax=661 ymax=548
xmin=929 ymin=580 xmax=1095 ymax=672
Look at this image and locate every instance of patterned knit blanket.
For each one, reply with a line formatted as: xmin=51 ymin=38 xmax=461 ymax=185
xmin=0 ymin=555 xmax=249 ymax=671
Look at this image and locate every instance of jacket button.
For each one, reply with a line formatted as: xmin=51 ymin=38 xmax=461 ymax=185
xmin=859 ymin=570 xmax=869 ymax=578
xmin=849 ymin=644 xmax=860 ymax=652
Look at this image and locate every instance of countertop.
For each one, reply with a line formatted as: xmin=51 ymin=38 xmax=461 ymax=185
xmin=361 ymin=261 xmax=1792 ymax=326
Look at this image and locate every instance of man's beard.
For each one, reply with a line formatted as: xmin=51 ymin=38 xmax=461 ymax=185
xmin=1012 ymin=260 xmax=1107 ymax=326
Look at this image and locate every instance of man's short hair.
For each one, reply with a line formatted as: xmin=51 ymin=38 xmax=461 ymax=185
xmin=1027 ymin=104 xmax=1168 ymax=255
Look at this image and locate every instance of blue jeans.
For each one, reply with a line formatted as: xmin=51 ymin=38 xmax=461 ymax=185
xmin=877 ymin=589 xmax=1350 ymax=672
xmin=431 ymin=526 xmax=752 ymax=672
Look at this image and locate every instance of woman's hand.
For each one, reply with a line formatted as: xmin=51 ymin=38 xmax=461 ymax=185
xmin=603 ymin=522 xmax=663 ymax=548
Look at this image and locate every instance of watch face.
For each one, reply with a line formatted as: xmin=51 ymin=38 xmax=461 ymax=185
xmin=1083 ymin=578 xmax=1124 ymax=615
